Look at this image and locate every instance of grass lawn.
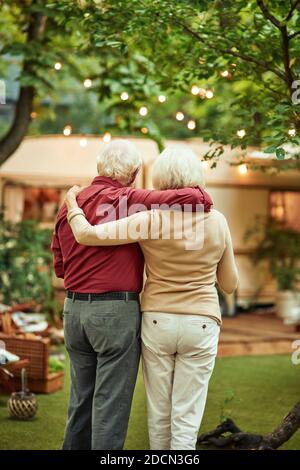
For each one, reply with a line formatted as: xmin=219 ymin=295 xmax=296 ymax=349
xmin=0 ymin=354 xmax=299 ymax=450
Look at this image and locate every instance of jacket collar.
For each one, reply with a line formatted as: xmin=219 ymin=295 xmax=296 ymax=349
xmin=91 ymin=176 xmax=124 ymax=188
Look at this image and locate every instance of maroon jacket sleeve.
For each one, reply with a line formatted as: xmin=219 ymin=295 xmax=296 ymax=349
xmin=126 ymin=187 xmax=213 ymax=212
xmin=51 ymin=214 xmax=65 ymax=279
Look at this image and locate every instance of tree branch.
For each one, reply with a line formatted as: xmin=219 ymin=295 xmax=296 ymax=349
xmin=172 ymin=17 xmax=286 ymax=82
xmin=262 ymin=82 xmax=288 ymax=98
xmin=289 ymin=30 xmax=300 ymax=40
xmin=259 ymin=400 xmax=300 ymax=449
xmin=281 ymin=25 xmax=294 ymax=90
xmin=256 ymin=1 xmax=295 ymax=95
xmin=285 ymin=0 xmax=300 ymax=22
xmin=256 ymin=0 xmax=282 ymax=28
xmin=197 ymin=400 xmax=300 ymax=450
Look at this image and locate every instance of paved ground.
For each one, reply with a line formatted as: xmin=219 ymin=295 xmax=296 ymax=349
xmin=220 ymin=312 xmax=299 ymax=356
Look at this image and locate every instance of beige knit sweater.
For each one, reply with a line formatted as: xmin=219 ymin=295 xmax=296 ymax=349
xmin=67 ymin=208 xmax=238 ymax=325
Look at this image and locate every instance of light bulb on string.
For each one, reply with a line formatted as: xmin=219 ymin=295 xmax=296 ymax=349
xmin=103 ymin=132 xmax=111 ymax=143
xmin=237 ymin=129 xmax=246 ymax=138
xmin=63 ymin=125 xmax=72 ymax=136
xmin=158 ymin=95 xmax=166 ymax=103
xmin=54 ymin=62 xmax=62 ymax=70
xmin=176 ymin=112 xmax=184 ymax=121
xmin=221 ymin=70 xmax=229 ymax=77
xmin=288 ymin=128 xmax=296 ymax=137
xmin=139 ymin=106 xmax=148 ymax=116
xmin=120 ymin=92 xmax=129 ymax=101
xmin=191 ymin=85 xmax=200 ymax=95
xmin=238 ymin=164 xmax=248 ymax=175
xmin=187 ymin=120 xmax=196 ymax=130
xmin=205 ymin=89 xmax=214 ymax=99
xmin=83 ymin=78 xmax=92 ymax=88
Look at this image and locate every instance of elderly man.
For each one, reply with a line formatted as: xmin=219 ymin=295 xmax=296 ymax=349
xmin=51 ymin=140 xmax=213 ymax=450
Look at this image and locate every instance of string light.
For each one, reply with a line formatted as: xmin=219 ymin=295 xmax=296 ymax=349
xmin=63 ymin=125 xmax=72 ymax=136
xmin=221 ymin=70 xmax=229 ymax=77
xmin=288 ymin=128 xmax=296 ymax=137
xmin=158 ymin=95 xmax=166 ymax=103
xmin=199 ymin=88 xmax=206 ymax=98
xmin=80 ymin=138 xmax=87 ymax=147
xmin=238 ymin=164 xmax=248 ymax=175
xmin=205 ymin=89 xmax=214 ymax=99
xmin=141 ymin=127 xmax=148 ymax=134
xmin=54 ymin=62 xmax=62 ymax=70
xmin=83 ymin=78 xmax=92 ymax=88
xmin=191 ymin=85 xmax=200 ymax=95
xmin=187 ymin=120 xmax=196 ymax=130
xmin=237 ymin=129 xmax=246 ymax=138
xmin=176 ymin=112 xmax=184 ymax=121
xmin=30 ymin=111 xmax=37 ymax=119
xmin=120 ymin=92 xmax=129 ymax=101
xmin=103 ymin=132 xmax=111 ymax=143
xmin=139 ymin=106 xmax=148 ymax=116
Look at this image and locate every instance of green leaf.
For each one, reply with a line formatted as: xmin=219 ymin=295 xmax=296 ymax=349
xmin=264 ymin=146 xmax=277 ymax=154
xmin=276 ymin=148 xmax=285 ymax=160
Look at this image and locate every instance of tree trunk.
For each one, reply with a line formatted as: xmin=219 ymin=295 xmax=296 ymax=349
xmin=197 ymin=400 xmax=300 ymax=450
xmin=0 ymin=7 xmax=46 ymax=166
xmin=0 ymin=87 xmax=35 ymax=166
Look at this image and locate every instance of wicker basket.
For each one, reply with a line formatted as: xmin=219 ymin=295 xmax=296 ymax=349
xmin=8 ymin=392 xmax=37 ymax=419
xmin=8 ymin=369 xmax=38 ymax=420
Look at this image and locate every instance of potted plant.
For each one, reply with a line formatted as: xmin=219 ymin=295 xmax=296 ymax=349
xmin=246 ymin=218 xmax=300 ymax=322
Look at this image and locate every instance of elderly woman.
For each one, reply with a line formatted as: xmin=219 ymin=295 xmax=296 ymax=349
xmin=65 ymin=145 xmax=238 ymax=450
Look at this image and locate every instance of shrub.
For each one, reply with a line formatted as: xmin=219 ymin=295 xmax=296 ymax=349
xmin=0 ymin=212 xmax=54 ymax=309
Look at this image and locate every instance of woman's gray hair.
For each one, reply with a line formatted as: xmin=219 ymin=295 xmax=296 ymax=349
xmin=96 ymin=139 xmax=142 ymax=185
xmin=152 ymin=145 xmax=205 ymax=190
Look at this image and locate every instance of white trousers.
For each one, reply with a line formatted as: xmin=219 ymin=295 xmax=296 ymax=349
xmin=141 ymin=312 xmax=220 ymax=450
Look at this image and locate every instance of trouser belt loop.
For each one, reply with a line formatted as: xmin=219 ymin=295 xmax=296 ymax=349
xmin=88 ymin=293 xmax=92 ymax=303
xmin=72 ymin=292 xmax=75 ymax=303
xmin=125 ymin=292 xmax=129 ymax=302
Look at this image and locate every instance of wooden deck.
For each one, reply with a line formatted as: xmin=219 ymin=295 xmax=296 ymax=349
xmin=219 ymin=313 xmax=300 ymax=357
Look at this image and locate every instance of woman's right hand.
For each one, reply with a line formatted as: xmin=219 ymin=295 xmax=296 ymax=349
xmin=65 ymin=185 xmax=85 ymax=210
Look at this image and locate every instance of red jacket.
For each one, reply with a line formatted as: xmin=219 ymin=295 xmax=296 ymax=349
xmin=51 ymin=176 xmax=213 ymax=293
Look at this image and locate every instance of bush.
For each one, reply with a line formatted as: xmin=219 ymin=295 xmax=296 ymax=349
xmin=246 ymin=217 xmax=300 ymax=291
xmin=0 ymin=212 xmax=54 ymax=309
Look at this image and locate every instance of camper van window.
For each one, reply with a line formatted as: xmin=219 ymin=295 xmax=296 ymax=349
xmin=23 ymin=187 xmax=61 ymax=223
xmin=270 ymin=191 xmax=300 ymax=233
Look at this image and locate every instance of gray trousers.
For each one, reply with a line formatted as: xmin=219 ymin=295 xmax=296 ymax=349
xmin=62 ymin=297 xmax=141 ymax=450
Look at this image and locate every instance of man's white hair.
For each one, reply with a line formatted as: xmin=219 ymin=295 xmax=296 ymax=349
xmin=96 ymin=139 xmax=142 ymax=185
xmin=152 ymin=145 xmax=205 ymax=190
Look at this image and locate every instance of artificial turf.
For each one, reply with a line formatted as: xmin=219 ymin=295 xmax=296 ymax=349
xmin=0 ymin=354 xmax=299 ymax=450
